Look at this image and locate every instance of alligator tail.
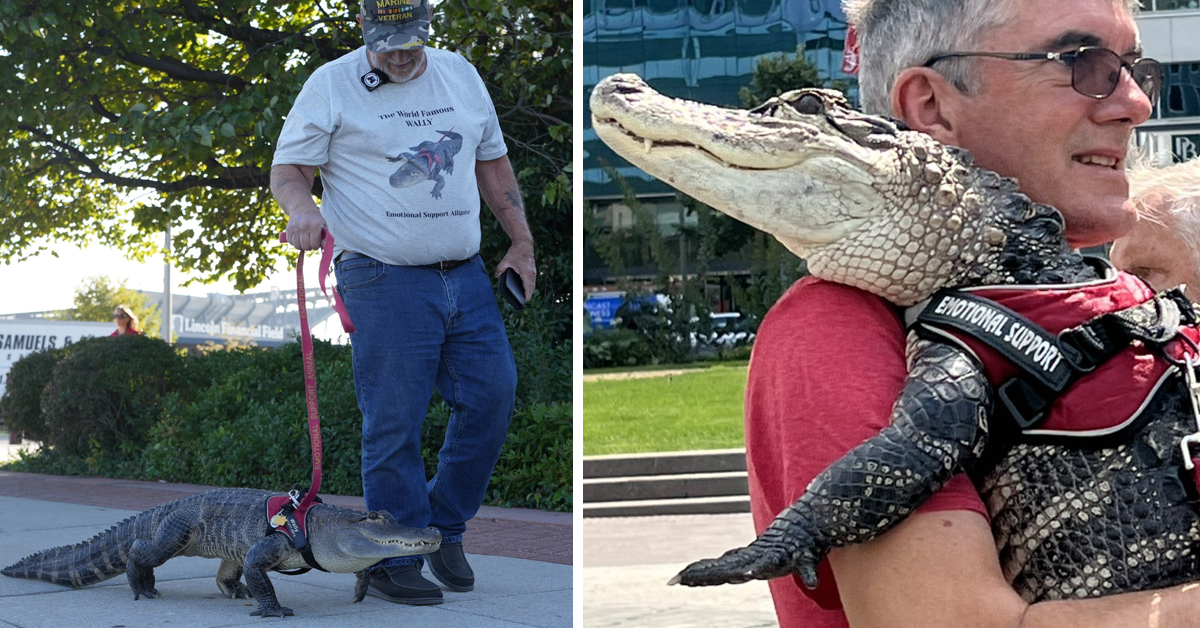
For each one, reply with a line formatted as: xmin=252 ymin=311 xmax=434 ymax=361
xmin=1 ymin=511 xmax=152 ymax=587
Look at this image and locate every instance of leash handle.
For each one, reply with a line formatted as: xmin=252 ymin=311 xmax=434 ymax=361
xmin=278 ymin=231 xmax=356 ymax=334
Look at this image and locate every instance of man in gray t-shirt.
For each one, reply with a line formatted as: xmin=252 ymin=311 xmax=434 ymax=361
xmin=271 ymin=0 xmax=534 ymax=606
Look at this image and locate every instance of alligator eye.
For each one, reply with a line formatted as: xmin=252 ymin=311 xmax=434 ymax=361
xmin=796 ymin=94 xmax=825 ymax=115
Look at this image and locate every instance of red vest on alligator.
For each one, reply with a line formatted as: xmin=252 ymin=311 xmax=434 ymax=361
xmin=911 ymin=265 xmax=1200 ymax=437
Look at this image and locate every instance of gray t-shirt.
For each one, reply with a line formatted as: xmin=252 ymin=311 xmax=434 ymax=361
xmin=273 ymin=46 xmax=508 ymax=266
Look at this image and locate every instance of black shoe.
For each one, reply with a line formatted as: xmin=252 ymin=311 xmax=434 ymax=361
xmin=367 ymin=564 xmax=443 ymax=605
xmin=425 ymin=542 xmax=474 ymax=592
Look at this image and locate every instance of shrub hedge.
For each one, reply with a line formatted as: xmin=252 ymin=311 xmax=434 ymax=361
xmin=0 ymin=345 xmax=64 ymax=442
xmin=2 ymin=336 xmax=571 ymax=512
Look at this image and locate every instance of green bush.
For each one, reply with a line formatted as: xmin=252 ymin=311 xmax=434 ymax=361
xmin=40 ymin=335 xmax=184 ymax=459
xmin=0 ymin=346 xmax=65 ymax=441
xmin=143 ymin=340 xmax=362 ymax=493
xmin=583 ymin=327 xmax=660 ymax=368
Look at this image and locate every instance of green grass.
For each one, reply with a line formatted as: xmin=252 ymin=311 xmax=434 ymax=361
xmin=582 ymin=363 xmax=748 ymax=455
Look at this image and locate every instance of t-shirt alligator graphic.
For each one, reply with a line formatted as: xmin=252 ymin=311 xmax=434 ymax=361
xmin=386 ymin=129 xmax=463 ymax=200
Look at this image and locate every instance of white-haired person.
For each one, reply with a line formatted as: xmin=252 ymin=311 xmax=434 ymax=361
xmin=1111 ymin=157 xmax=1200 ymax=301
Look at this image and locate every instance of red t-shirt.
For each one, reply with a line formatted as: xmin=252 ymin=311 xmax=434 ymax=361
xmin=110 ymin=328 xmax=141 ymax=337
xmin=746 ymin=277 xmax=988 ymax=628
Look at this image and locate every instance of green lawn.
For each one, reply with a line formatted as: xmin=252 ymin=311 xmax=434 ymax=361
xmin=582 ymin=363 xmax=748 ymax=455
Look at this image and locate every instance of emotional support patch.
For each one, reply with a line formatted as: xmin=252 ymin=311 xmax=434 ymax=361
xmin=916 ymin=290 xmax=1073 ymax=392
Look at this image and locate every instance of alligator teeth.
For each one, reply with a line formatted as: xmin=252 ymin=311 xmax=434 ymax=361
xmin=644 ymin=138 xmax=653 ymax=153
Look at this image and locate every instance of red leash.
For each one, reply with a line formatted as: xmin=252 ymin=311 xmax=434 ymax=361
xmin=275 ymin=230 xmax=354 ymax=519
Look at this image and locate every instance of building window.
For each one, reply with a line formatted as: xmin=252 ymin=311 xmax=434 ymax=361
xmin=1158 ymin=62 xmax=1200 ymax=119
xmin=1144 ymin=0 xmax=1200 ymax=10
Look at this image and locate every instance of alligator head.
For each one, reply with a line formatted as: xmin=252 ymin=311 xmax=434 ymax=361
xmin=591 ymin=74 xmax=1081 ymax=305
xmin=307 ymin=507 xmax=441 ymax=573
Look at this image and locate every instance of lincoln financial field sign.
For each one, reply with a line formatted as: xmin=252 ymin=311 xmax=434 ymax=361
xmin=0 ymin=319 xmax=112 ymax=390
xmin=173 ymin=315 xmax=287 ymax=343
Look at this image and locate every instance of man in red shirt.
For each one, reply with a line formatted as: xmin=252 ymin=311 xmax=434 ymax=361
xmin=746 ymin=0 xmax=1200 ymax=626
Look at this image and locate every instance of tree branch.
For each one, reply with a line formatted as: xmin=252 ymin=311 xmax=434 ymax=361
xmin=21 ymin=125 xmax=269 ymax=191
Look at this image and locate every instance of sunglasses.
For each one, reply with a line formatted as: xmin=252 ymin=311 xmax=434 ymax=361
xmin=113 ymin=313 xmax=128 ymax=319
xmin=923 ymin=46 xmax=1162 ymax=106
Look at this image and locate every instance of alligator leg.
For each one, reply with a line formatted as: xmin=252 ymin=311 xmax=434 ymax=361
xmin=243 ymin=534 xmax=296 ymax=617
xmin=429 ymin=173 xmax=445 ymax=199
xmin=216 ymin=560 xmax=252 ymax=599
xmin=671 ymin=337 xmax=992 ymax=588
xmin=353 ymin=570 xmax=370 ymax=603
xmin=126 ymin=508 xmax=200 ymax=600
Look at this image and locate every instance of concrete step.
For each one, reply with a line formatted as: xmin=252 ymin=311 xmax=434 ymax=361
xmin=583 ymin=471 xmax=748 ymax=503
xmin=584 ymin=495 xmax=751 ymax=518
xmin=583 ymin=449 xmax=747 ymax=478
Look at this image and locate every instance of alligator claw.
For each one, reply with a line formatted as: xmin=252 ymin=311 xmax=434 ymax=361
xmin=221 ymin=582 xmax=252 ymax=599
xmin=250 ymin=605 xmax=295 ymax=618
xmin=670 ymin=542 xmax=820 ymax=589
xmin=352 ymin=570 xmax=370 ymax=603
xmin=133 ymin=587 xmax=160 ymax=600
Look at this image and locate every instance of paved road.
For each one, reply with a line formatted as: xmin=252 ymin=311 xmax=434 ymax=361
xmin=582 ymin=513 xmax=777 ymax=627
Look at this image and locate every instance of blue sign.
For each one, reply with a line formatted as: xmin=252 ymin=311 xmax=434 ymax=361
xmin=584 ymin=294 xmax=626 ymax=329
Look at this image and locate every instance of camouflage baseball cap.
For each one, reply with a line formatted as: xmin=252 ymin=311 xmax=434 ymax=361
xmin=360 ymin=0 xmax=430 ymax=52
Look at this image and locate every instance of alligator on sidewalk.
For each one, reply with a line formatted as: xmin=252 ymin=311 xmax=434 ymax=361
xmin=1 ymin=488 xmax=440 ymax=617
xmin=387 ymin=129 xmax=463 ymax=199
xmin=591 ymin=73 xmax=1200 ymax=601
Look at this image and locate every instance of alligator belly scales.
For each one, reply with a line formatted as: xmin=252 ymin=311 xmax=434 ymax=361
xmin=1 ymin=488 xmax=440 ymax=617
xmin=591 ymin=73 xmax=1200 ymax=600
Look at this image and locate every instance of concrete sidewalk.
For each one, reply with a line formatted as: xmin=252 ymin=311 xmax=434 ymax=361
xmin=582 ymin=513 xmax=777 ymax=628
xmin=0 ymin=470 xmax=572 ymax=627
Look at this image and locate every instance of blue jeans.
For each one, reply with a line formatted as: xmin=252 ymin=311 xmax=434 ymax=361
xmin=335 ymin=254 xmax=516 ymax=568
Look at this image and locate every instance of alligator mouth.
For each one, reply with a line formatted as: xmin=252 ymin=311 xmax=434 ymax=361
xmin=374 ymin=539 xmax=439 ymax=549
xmin=592 ymin=117 xmax=763 ymax=170
xmin=593 ymin=115 xmax=875 ymax=174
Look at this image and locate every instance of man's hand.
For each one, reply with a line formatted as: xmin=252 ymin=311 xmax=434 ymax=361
xmin=285 ymin=206 xmax=328 ymax=251
xmin=495 ymin=239 xmax=536 ymax=301
xmin=271 ymin=164 xmax=325 ymax=251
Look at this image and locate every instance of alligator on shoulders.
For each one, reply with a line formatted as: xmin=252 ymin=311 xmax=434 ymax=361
xmin=591 ymin=74 xmax=1200 ymax=601
xmin=1 ymin=488 xmax=440 ymax=617
xmin=387 ymin=129 xmax=463 ymax=199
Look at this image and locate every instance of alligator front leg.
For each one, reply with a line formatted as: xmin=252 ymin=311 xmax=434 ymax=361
xmin=244 ymin=535 xmax=296 ymax=618
xmin=671 ymin=337 xmax=992 ymax=588
xmin=353 ymin=570 xmax=370 ymax=603
xmin=126 ymin=508 xmax=200 ymax=600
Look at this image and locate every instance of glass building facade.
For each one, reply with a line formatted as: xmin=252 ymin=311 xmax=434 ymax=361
xmin=583 ymin=0 xmax=855 ymax=199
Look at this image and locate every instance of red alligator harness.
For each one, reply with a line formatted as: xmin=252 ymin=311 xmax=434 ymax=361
xmin=908 ymin=260 xmax=1200 ymax=472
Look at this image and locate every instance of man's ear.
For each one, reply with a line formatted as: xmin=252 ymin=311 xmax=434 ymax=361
xmin=891 ymin=67 xmax=961 ymax=145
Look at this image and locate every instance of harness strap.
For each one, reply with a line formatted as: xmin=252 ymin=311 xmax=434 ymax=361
xmin=265 ymin=493 xmax=328 ymax=574
xmin=912 ymin=287 xmax=1199 ymax=431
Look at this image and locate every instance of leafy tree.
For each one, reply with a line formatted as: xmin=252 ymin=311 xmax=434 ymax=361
xmin=739 ymin=45 xmax=830 ymax=108
xmin=437 ymin=0 xmax=572 ymax=343
xmin=53 ymin=275 xmax=162 ymax=338
xmin=0 ymin=0 xmax=571 ymax=339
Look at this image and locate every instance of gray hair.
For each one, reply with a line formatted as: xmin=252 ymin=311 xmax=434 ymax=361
xmin=1127 ymin=157 xmax=1200 ymax=260
xmin=844 ymin=0 xmax=1142 ymax=116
